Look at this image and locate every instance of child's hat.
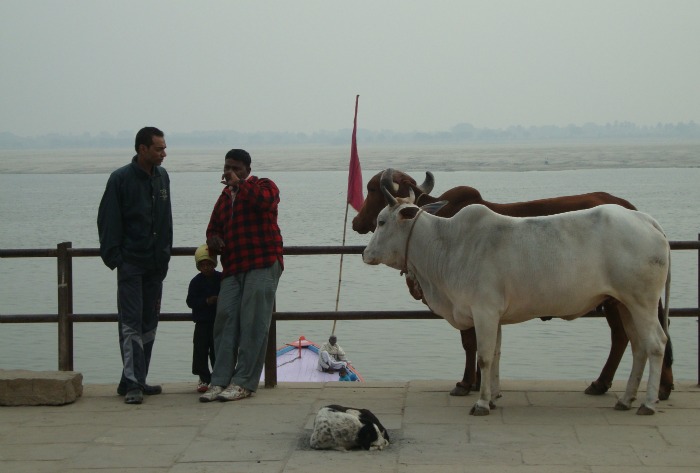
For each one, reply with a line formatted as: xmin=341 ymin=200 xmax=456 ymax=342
xmin=194 ymin=244 xmax=217 ymax=268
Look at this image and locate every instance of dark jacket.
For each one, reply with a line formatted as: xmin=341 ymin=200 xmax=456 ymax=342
xmin=186 ymin=271 xmax=222 ymax=323
xmin=97 ymin=156 xmax=173 ymax=271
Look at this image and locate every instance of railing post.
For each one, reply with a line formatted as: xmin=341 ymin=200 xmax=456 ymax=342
xmin=697 ymin=233 xmax=699 ymax=387
xmin=57 ymin=242 xmax=73 ymax=371
xmin=265 ymin=317 xmax=277 ymax=388
xmin=264 ymin=301 xmax=278 ymax=388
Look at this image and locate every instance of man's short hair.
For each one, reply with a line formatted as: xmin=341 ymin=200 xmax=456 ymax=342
xmin=135 ymin=127 xmax=164 ymax=152
xmin=225 ymin=149 xmax=252 ymax=167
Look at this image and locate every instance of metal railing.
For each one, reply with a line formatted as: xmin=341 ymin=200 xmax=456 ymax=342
xmin=1 ymin=238 xmax=699 ymax=386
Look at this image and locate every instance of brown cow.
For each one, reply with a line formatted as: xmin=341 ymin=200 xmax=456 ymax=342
xmin=352 ymin=169 xmax=674 ymax=400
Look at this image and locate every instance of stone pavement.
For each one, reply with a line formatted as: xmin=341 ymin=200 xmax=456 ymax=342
xmin=0 ymin=379 xmax=698 ymax=472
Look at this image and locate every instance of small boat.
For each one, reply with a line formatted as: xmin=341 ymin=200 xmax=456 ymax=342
xmin=260 ymin=336 xmax=363 ymax=383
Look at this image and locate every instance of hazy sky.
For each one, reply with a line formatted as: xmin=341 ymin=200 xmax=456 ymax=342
xmin=1 ymin=1 xmax=698 ymax=136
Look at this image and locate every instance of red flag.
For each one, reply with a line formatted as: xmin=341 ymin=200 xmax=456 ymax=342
xmin=347 ymin=95 xmax=364 ymax=212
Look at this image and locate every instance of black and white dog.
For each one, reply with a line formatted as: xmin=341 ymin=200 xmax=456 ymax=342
xmin=310 ymin=404 xmax=390 ymax=451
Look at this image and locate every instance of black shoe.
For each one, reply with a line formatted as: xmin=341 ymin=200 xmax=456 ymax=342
xmin=117 ymin=383 xmax=162 ymax=396
xmin=124 ymin=389 xmax=143 ymax=404
xmin=143 ymin=384 xmax=162 ymax=395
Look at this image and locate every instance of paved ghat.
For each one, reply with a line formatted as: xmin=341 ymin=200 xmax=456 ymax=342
xmin=1 ymin=380 xmax=699 ymax=472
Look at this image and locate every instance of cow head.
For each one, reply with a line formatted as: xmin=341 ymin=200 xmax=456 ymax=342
xmin=362 ymin=169 xmax=446 ymax=270
xmin=352 ymin=169 xmax=434 ymax=234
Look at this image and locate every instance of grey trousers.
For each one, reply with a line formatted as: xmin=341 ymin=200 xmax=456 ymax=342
xmin=210 ymin=261 xmax=282 ymax=392
xmin=117 ymin=262 xmax=165 ymax=391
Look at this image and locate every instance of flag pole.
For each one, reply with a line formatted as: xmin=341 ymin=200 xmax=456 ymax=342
xmin=332 ymin=202 xmax=351 ymax=335
xmin=333 ymin=95 xmax=363 ymax=336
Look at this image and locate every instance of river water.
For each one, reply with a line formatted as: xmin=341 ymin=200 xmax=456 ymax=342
xmin=0 ymin=142 xmax=698 ymax=385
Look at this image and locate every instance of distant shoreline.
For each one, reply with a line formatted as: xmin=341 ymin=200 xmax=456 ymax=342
xmin=1 ymin=141 xmax=698 ymax=174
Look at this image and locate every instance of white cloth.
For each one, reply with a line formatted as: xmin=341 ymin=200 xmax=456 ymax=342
xmin=319 ymin=342 xmax=346 ymax=361
xmin=318 ymin=350 xmax=347 ymax=371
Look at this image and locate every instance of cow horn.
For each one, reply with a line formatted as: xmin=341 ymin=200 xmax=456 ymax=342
xmin=380 ymin=169 xmax=398 ymax=206
xmin=418 ymin=172 xmax=435 ymax=194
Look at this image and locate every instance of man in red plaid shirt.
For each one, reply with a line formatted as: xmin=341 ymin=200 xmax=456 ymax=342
xmin=199 ymin=149 xmax=284 ymax=402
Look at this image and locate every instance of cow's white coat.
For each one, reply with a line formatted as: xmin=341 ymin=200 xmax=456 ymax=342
xmin=363 ymin=203 xmax=670 ymax=415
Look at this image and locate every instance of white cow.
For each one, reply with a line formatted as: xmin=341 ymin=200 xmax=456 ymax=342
xmin=362 ymin=174 xmax=671 ymax=416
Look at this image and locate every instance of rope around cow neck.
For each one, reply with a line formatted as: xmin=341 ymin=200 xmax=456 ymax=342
xmin=400 ymin=208 xmax=425 ymax=276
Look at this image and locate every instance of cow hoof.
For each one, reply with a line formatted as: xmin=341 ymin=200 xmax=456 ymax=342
xmin=449 ymin=383 xmax=471 ymax=397
xmin=614 ymin=401 xmax=631 ymax=411
xmin=469 ymin=404 xmax=490 ymax=416
xmin=584 ymin=381 xmax=609 ymax=396
xmin=658 ymin=384 xmax=674 ymax=401
xmin=636 ymin=404 xmax=656 ymax=416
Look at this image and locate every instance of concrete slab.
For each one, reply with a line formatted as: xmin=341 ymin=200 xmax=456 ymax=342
xmin=0 ymin=369 xmax=83 ymax=406
xmin=0 ymin=380 xmax=698 ymax=472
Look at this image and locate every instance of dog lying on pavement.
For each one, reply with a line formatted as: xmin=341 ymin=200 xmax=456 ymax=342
xmin=310 ymin=404 xmax=390 ymax=451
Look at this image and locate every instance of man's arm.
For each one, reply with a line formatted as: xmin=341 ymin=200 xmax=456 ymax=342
xmin=97 ymin=175 xmax=123 ymax=270
xmin=206 ymin=194 xmax=226 ymax=255
xmin=236 ymin=178 xmax=280 ymax=212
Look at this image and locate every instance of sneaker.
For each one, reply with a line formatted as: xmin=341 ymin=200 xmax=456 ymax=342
xmin=216 ymin=384 xmax=252 ymax=402
xmin=124 ymin=388 xmax=143 ymax=404
xmin=197 ymin=380 xmax=209 ymax=393
xmin=199 ymin=385 xmax=224 ymax=402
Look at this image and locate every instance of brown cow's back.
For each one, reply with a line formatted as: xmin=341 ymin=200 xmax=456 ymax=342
xmin=415 ymin=189 xmax=637 ymax=218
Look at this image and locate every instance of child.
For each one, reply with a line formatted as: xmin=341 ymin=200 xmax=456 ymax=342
xmin=338 ymin=367 xmax=359 ymax=382
xmin=186 ymin=244 xmax=222 ymax=392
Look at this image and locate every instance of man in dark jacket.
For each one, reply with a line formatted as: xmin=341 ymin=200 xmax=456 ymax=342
xmin=97 ymin=126 xmax=173 ymax=404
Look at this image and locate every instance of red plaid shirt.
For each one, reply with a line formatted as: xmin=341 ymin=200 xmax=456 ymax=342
xmin=206 ymin=176 xmax=284 ymax=277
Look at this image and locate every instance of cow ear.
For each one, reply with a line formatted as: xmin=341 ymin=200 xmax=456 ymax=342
xmin=421 ymin=200 xmax=448 ymax=215
xmin=396 ymin=188 xmax=416 ymax=205
xmin=399 ymin=206 xmax=420 ymax=220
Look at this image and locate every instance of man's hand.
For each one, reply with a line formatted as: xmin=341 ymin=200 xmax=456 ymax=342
xmin=206 ymin=295 xmax=218 ymax=305
xmin=221 ymin=170 xmax=240 ymax=188
xmin=207 ymin=236 xmax=225 ymax=255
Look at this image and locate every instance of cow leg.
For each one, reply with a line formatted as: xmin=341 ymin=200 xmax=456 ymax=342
xmin=450 ymin=328 xmax=478 ymax=396
xmin=657 ymin=302 xmax=674 ymax=400
xmin=636 ymin=308 xmax=667 ymax=415
xmin=585 ymin=302 xmax=628 ymax=396
xmin=614 ymin=313 xmax=643 ymax=412
xmin=470 ymin=313 xmax=499 ymax=416
xmin=615 ymin=304 xmax=666 ymax=415
xmin=490 ymin=325 xmax=502 ymax=400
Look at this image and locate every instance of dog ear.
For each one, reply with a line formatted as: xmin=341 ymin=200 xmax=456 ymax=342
xmin=358 ymin=410 xmax=389 ymax=442
xmin=356 ymin=423 xmax=379 ymax=450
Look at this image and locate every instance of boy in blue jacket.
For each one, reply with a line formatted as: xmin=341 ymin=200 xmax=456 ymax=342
xmin=338 ymin=367 xmax=359 ymax=382
xmin=186 ymin=245 xmax=222 ymax=392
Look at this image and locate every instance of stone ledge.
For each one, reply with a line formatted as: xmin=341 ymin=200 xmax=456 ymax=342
xmin=0 ymin=369 xmax=83 ymax=406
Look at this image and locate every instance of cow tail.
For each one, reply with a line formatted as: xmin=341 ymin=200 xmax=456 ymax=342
xmin=662 ymin=246 xmax=673 ymax=367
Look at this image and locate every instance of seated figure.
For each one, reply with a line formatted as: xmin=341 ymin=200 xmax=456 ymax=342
xmin=318 ymin=335 xmax=348 ymax=372
xmin=338 ymin=367 xmax=359 ymax=382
